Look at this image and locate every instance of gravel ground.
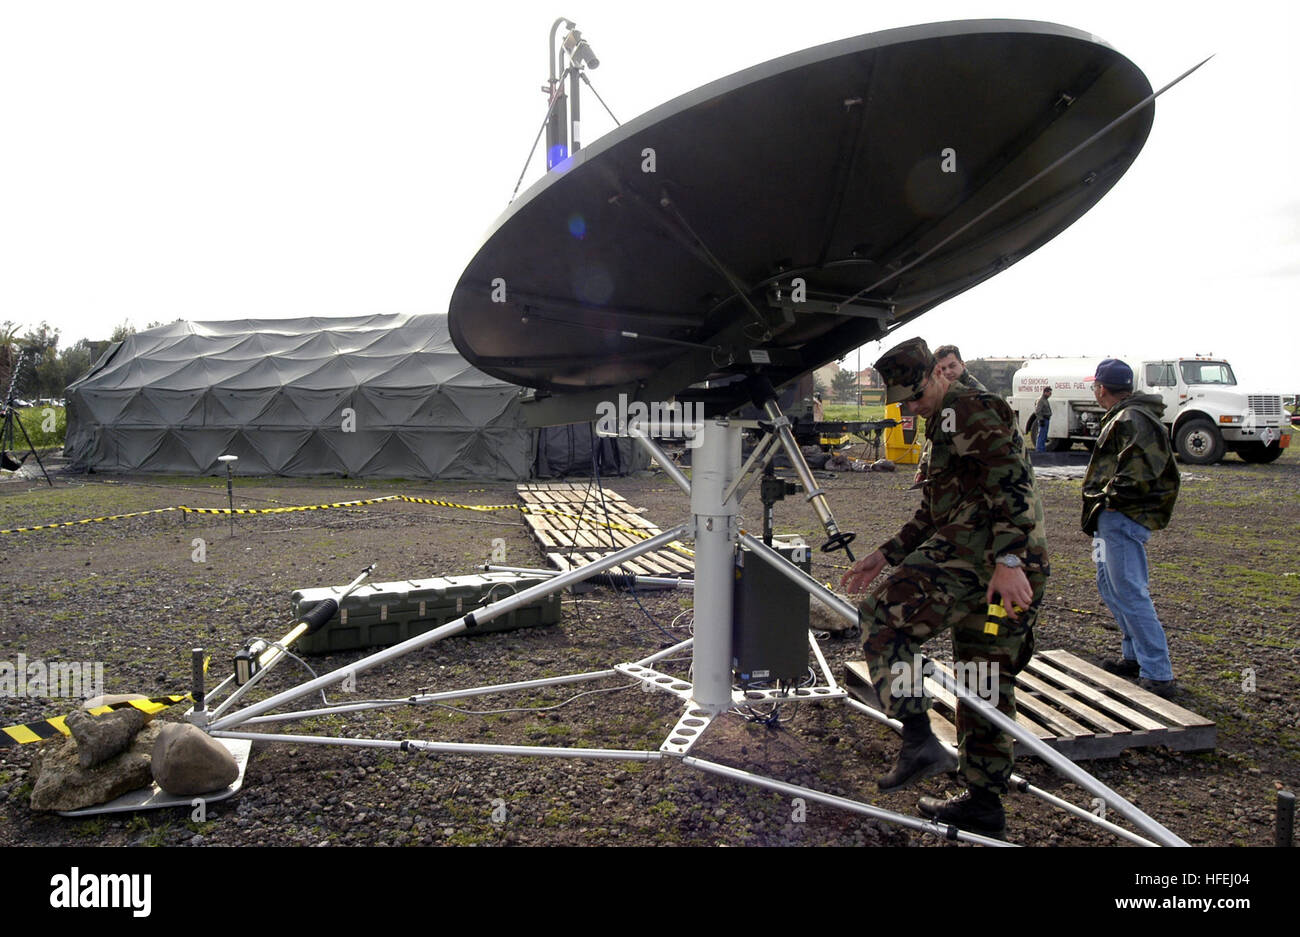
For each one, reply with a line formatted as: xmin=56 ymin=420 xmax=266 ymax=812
xmin=0 ymin=442 xmax=1297 ymax=847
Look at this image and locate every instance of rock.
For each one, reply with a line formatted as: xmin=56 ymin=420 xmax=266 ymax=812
xmin=151 ymin=723 xmax=239 ymax=796
xmin=65 ymin=708 xmax=147 ymax=768
xmin=29 ymin=722 xmax=162 ymax=812
xmin=871 ymin=459 xmax=896 ymax=472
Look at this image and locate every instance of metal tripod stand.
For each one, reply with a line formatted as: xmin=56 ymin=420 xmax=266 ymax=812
xmin=1 ymin=348 xmax=53 ymax=486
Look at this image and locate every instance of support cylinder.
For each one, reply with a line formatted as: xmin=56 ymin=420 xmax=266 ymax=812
xmin=689 ymin=420 xmax=740 ymax=710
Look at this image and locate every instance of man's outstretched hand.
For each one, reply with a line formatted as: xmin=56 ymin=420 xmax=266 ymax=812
xmin=841 ymin=549 xmax=886 ymax=596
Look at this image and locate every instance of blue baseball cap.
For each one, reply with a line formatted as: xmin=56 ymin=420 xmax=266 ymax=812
xmin=1090 ymin=358 xmax=1133 ymax=390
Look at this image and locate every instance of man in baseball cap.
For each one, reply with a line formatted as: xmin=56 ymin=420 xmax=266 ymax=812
xmin=1090 ymin=358 xmax=1134 ymax=390
xmin=1082 ymin=357 xmax=1181 ymax=698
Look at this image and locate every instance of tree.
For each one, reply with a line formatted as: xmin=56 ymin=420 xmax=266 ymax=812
xmin=831 ymin=369 xmax=859 ymax=403
xmin=0 ymin=321 xmax=19 ymax=399
xmin=59 ymin=339 xmax=94 ymax=388
xmin=18 ymin=322 xmax=60 ymax=399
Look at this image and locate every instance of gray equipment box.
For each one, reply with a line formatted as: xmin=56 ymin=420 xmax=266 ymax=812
xmin=290 ymin=573 xmax=562 ymax=655
xmin=732 ymin=536 xmax=812 ymax=687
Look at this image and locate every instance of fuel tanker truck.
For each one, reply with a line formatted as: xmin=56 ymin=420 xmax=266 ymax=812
xmin=1007 ymin=356 xmax=1290 ymax=465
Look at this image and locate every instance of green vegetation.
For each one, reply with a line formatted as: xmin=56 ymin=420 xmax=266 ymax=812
xmin=12 ymin=405 xmax=67 ymax=449
xmin=822 ymin=403 xmax=888 ymax=422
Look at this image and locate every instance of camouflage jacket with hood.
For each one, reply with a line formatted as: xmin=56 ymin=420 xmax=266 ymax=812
xmin=1081 ymin=393 xmax=1180 ymax=535
xmin=880 ymin=384 xmax=1049 ymax=576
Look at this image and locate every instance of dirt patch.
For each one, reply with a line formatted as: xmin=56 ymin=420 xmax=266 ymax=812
xmin=0 ymin=446 xmax=1297 ymax=846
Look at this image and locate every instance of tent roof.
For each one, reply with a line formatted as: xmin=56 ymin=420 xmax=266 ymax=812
xmin=71 ymin=313 xmax=509 ymax=393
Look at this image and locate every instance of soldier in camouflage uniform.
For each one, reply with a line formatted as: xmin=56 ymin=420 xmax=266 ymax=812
xmin=911 ymin=344 xmax=985 ymax=488
xmin=1083 ymin=358 xmax=1181 ymax=699
xmin=842 ymin=337 xmax=1049 ymax=836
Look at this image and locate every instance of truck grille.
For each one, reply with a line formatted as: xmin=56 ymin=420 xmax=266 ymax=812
xmin=1248 ymin=395 xmax=1282 ymax=417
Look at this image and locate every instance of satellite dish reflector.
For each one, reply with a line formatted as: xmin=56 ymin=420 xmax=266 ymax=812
xmin=449 ymin=20 xmax=1154 ymax=419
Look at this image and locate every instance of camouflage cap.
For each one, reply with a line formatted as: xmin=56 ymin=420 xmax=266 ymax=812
xmin=875 ymin=337 xmax=934 ymax=404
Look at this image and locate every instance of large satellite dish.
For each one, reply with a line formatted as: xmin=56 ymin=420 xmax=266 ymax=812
xmin=449 ymin=20 xmax=1154 ymax=424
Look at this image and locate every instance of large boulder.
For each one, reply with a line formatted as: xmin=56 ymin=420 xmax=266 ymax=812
xmin=29 ymin=722 xmax=162 ymax=812
xmin=151 ymin=724 xmax=238 ymax=796
xmin=65 ymin=708 xmax=147 ymax=768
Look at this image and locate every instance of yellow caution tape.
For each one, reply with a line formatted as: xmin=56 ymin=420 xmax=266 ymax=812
xmin=177 ymin=495 xmax=404 ymax=515
xmin=0 ymin=493 xmax=697 ymax=558
xmin=0 ymin=695 xmax=191 ymax=748
xmin=0 ymin=507 xmax=178 ymax=534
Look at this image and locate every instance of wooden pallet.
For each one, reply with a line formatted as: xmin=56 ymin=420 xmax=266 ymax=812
xmin=844 ymin=649 xmax=1215 ymax=760
xmin=516 ymin=483 xmax=694 ymax=579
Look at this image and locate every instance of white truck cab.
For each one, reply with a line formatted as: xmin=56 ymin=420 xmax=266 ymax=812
xmin=1008 ymin=356 xmax=1290 ymax=464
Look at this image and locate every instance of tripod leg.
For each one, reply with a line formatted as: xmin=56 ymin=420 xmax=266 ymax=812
xmin=746 ymin=379 xmax=855 ymax=559
xmin=12 ymin=409 xmax=54 ymax=486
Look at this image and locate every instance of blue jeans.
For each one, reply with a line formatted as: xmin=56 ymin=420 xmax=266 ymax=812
xmin=1035 ymin=416 xmax=1050 ymax=452
xmin=1093 ymin=510 xmax=1173 ymax=681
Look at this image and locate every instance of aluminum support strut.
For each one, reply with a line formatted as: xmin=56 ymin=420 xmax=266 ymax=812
xmin=210 ymin=730 xmax=663 ymax=761
xmin=208 ymin=523 xmax=690 ymax=731
xmin=684 ymin=756 xmax=1011 ymax=847
xmin=627 ymin=424 xmax=692 ymax=495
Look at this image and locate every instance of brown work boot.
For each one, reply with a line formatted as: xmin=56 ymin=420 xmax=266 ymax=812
xmin=877 ymin=715 xmax=957 ymax=793
xmin=917 ymin=787 xmax=1006 ymax=837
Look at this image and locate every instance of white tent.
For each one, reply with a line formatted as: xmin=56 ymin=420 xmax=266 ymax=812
xmin=65 ymin=314 xmax=538 ymax=479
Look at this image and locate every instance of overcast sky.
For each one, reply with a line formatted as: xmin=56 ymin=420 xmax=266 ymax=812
xmin=2 ymin=1 xmax=1296 ymax=389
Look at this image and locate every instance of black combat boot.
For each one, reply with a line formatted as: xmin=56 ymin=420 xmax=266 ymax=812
xmin=917 ymin=787 xmax=1006 ymax=837
xmin=877 ymin=714 xmax=957 ymax=793
xmin=1101 ymin=658 xmax=1140 ymax=677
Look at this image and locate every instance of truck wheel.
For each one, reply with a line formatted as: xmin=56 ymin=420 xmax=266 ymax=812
xmin=1046 ymin=438 xmax=1072 ymax=452
xmin=1175 ymin=418 xmax=1224 ymax=464
xmin=1238 ymin=442 xmax=1285 ymax=464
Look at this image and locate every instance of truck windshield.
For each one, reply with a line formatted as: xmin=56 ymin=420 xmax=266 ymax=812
xmin=1180 ymin=361 xmax=1236 ymax=385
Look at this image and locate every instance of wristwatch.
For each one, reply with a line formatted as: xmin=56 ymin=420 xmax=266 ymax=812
xmin=995 ymin=554 xmax=1023 ymax=569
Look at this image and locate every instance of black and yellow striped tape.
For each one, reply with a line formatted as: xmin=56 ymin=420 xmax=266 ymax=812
xmin=0 ymin=507 xmax=179 ymax=534
xmin=0 ymin=494 xmax=695 ymax=555
xmin=177 ymin=495 xmax=404 ymax=516
xmin=0 ymin=694 xmax=191 ymax=748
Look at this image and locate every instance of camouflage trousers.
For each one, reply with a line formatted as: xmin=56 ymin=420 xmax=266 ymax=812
xmin=859 ymin=539 xmax=1045 ymax=795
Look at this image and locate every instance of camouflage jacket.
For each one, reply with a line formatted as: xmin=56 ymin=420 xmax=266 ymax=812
xmin=1081 ymin=393 xmax=1180 ymax=534
xmin=880 ymin=385 xmax=1049 ymax=575
xmin=958 ymin=369 xmax=989 ymax=393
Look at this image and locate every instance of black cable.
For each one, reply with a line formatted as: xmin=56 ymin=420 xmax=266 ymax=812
xmin=509 ymin=66 xmax=574 ymax=204
xmin=590 ymin=440 xmax=678 ymax=645
xmin=577 ymin=70 xmax=620 ymax=126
